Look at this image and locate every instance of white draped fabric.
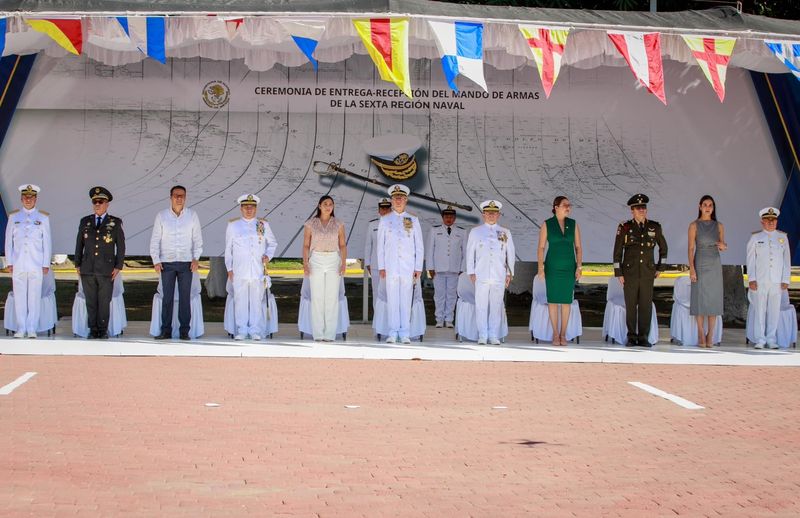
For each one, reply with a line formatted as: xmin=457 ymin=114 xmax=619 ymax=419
xmin=297 ymin=275 xmax=349 ymax=339
xmin=745 ymin=288 xmax=797 ymax=349
xmin=4 ymin=268 xmax=58 ymax=334
xmin=149 ymin=271 xmax=205 ymax=338
xmin=669 ymin=276 xmax=723 ymax=346
xmin=71 ymin=273 xmax=127 ymax=338
xmin=602 ymin=276 xmax=659 ymax=346
xmin=528 ymin=275 xmax=582 ymax=343
xmin=454 ymin=272 xmax=508 ymax=343
xmin=223 ymin=277 xmax=279 ymax=338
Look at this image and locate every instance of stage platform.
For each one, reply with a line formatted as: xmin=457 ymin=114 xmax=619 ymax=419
xmin=0 ymin=322 xmax=797 ymax=366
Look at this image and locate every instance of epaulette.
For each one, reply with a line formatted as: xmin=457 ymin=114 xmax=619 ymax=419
xmin=649 ymin=219 xmax=661 ymax=226
xmin=777 ymin=230 xmax=787 ymax=235
xmin=751 ymin=230 xmax=760 ymax=234
xmin=433 ymin=224 xmax=442 ymax=228
xmin=8 ymin=209 xmax=19 ymax=215
xmin=456 ymin=225 xmax=464 ymax=229
xmin=38 ymin=210 xmax=49 ymax=216
xmin=258 ymin=217 xmax=267 ymax=222
xmin=369 ymin=218 xmax=378 ymax=222
xmin=229 ymin=217 xmax=240 ymax=222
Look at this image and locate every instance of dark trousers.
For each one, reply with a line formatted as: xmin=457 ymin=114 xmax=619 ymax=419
xmin=623 ymin=273 xmax=655 ymax=344
xmin=82 ymin=273 xmax=112 ymax=336
xmin=160 ymin=261 xmax=192 ymax=336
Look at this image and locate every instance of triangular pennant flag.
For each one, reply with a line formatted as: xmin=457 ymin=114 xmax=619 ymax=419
xmin=117 ymin=16 xmax=166 ymax=64
xmin=0 ymin=18 xmax=6 ymax=57
xmin=353 ymin=18 xmax=412 ymax=98
xmin=608 ymin=31 xmax=666 ymax=105
xmin=197 ymin=15 xmax=241 ymax=41
xmin=427 ymin=20 xmax=486 ymax=93
xmin=681 ymin=35 xmax=735 ymax=102
xmin=26 ymin=18 xmax=83 ymax=55
xmin=279 ymin=19 xmax=326 ymax=71
xmin=764 ymin=40 xmax=800 ymax=82
xmin=518 ymin=25 xmax=570 ymax=99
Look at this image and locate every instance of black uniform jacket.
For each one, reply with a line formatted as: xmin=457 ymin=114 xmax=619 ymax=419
xmin=612 ymin=219 xmax=668 ymax=277
xmin=74 ymin=214 xmax=126 ymax=275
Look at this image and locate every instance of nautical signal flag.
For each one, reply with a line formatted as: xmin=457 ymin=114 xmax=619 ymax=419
xmin=764 ymin=41 xmax=800 ymax=82
xmin=427 ymin=20 xmax=487 ymax=93
xmin=681 ymin=36 xmax=735 ymax=102
xmin=279 ymin=19 xmax=326 ymax=71
xmin=353 ymin=17 xmax=412 ymax=98
xmin=518 ymin=25 xmax=570 ymax=98
xmin=117 ymin=16 xmax=167 ymax=64
xmin=26 ymin=17 xmax=83 ymax=55
xmin=607 ymin=31 xmax=666 ymax=105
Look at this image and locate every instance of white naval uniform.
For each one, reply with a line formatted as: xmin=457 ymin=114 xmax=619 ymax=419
xmin=377 ymin=210 xmax=424 ymax=339
xmin=426 ymin=224 xmax=466 ymax=324
xmin=746 ymin=229 xmax=791 ymax=346
xmin=5 ymin=208 xmax=52 ymax=334
xmin=466 ymin=223 xmax=515 ymax=341
xmin=363 ymin=218 xmax=385 ymax=310
xmin=225 ymin=217 xmax=278 ymax=337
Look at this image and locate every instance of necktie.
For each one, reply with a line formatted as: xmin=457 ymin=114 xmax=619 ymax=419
xmin=447 ymin=226 xmax=451 ymax=235
xmin=96 ymin=216 xmax=102 ymax=228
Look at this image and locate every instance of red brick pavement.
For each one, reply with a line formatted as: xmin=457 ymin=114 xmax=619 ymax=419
xmin=1 ymin=357 xmax=799 ymax=517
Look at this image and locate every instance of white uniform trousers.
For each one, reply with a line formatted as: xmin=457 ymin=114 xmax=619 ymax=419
xmin=475 ymin=280 xmax=505 ymax=340
xmin=385 ymin=274 xmax=414 ymax=339
xmin=309 ymin=251 xmax=341 ymax=340
xmin=752 ymin=282 xmax=782 ymax=345
xmin=12 ymin=269 xmax=42 ymax=334
xmin=433 ymin=272 xmax=458 ymax=323
xmin=233 ymin=277 xmax=264 ymax=336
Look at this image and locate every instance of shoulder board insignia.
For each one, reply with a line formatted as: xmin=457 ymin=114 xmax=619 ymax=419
xmin=38 ymin=210 xmax=49 ymax=216
xmin=649 ymin=220 xmax=660 ymax=226
xmin=369 ymin=218 xmax=378 ymax=222
xmin=456 ymin=225 xmax=464 ymax=229
xmin=777 ymin=230 xmax=787 ymax=235
xmin=751 ymin=230 xmax=760 ymax=234
xmin=433 ymin=224 xmax=442 ymax=228
xmin=8 ymin=209 xmax=19 ymax=215
xmin=229 ymin=217 xmax=240 ymax=222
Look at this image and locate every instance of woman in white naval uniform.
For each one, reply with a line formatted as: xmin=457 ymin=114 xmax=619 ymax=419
xmin=224 ymin=194 xmax=277 ymax=340
xmin=466 ymin=200 xmax=515 ymax=345
xmin=5 ymin=184 xmax=52 ymax=338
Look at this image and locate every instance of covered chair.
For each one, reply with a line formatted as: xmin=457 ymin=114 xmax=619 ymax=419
xmin=602 ymin=276 xmax=658 ymax=345
xmin=454 ymin=273 xmax=508 ymax=343
xmin=5 ymin=269 xmax=58 ymax=336
xmin=71 ymin=273 xmax=127 ymax=338
xmin=745 ymin=289 xmax=797 ymax=349
xmin=372 ymin=277 xmax=426 ymax=341
xmin=298 ymin=276 xmax=349 ymax=340
xmin=669 ymin=276 xmax=723 ymax=346
xmin=223 ymin=277 xmax=278 ymax=339
xmin=528 ymin=275 xmax=582 ymax=344
xmin=149 ymin=272 xmax=204 ymax=339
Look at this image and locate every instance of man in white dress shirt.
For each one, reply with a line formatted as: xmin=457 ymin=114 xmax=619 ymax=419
xmin=426 ymin=205 xmax=466 ymax=328
xmin=364 ymin=198 xmax=391 ymax=313
xmin=746 ymin=207 xmax=791 ymax=349
xmin=466 ymin=200 xmax=515 ymax=345
xmin=225 ymin=194 xmax=278 ymax=341
xmin=4 ymin=184 xmax=51 ymax=338
xmin=150 ymin=185 xmax=204 ymax=340
xmin=377 ymin=185 xmax=424 ymax=343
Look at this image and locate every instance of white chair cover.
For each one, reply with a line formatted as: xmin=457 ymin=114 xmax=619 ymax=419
xmin=669 ymin=276 xmax=723 ymax=346
xmin=149 ymin=272 xmax=204 ymax=338
xmin=297 ymin=275 xmax=350 ymax=337
xmin=71 ymin=273 xmax=127 ymax=338
xmin=454 ymin=273 xmax=508 ymax=342
xmin=602 ymin=277 xmax=659 ymax=345
xmin=4 ymin=269 xmax=58 ymax=333
xmin=372 ymin=277 xmax=426 ymax=339
xmin=223 ymin=276 xmax=279 ymax=337
xmin=528 ymin=276 xmax=583 ymax=342
xmin=745 ymin=288 xmax=797 ymax=348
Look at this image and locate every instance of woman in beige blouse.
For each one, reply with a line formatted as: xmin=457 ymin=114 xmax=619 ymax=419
xmin=303 ymin=195 xmax=347 ymax=341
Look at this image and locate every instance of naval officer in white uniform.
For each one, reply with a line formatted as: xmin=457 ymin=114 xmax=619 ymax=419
xmin=376 ymin=184 xmax=424 ymax=343
xmin=4 ymin=184 xmax=52 ymax=338
xmin=426 ymin=205 xmax=466 ymax=328
xmin=225 ymin=194 xmax=278 ymax=340
xmin=466 ymin=200 xmax=515 ymax=345
xmin=746 ymin=207 xmax=791 ymax=349
xmin=364 ymin=198 xmax=392 ymax=312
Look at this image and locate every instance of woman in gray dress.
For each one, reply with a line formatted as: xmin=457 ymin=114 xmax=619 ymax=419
xmin=687 ymin=195 xmax=727 ymax=347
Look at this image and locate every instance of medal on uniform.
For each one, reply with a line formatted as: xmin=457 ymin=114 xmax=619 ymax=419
xmin=403 ymin=217 xmax=412 ymax=234
xmin=83 ymin=233 xmax=88 ymax=239
xmin=779 ymin=237 xmax=785 ymax=244
xmin=497 ymin=231 xmax=507 ymax=243
xmin=104 ymin=234 xmax=113 ymax=244
xmin=34 ymin=220 xmax=41 ymax=225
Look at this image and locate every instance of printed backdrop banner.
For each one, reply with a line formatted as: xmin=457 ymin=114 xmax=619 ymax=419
xmin=0 ymin=54 xmax=785 ymax=263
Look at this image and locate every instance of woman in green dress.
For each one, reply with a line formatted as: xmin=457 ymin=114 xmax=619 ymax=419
xmin=536 ymin=196 xmax=583 ymax=345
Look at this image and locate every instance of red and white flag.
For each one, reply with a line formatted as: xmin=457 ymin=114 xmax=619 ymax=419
xmin=607 ymin=31 xmax=666 ymax=105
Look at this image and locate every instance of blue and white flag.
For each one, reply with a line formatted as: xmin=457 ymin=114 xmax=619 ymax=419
xmin=427 ymin=20 xmax=487 ymax=92
xmin=279 ymin=19 xmax=326 ymax=71
xmin=117 ymin=16 xmax=166 ymax=64
xmin=0 ymin=18 xmax=6 ymax=57
xmin=765 ymin=40 xmax=800 ymax=81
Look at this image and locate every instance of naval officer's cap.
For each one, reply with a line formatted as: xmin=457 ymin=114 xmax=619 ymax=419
xmin=18 ymin=184 xmax=40 ymax=196
xmin=627 ymin=193 xmax=649 ymax=209
xmin=759 ymin=206 xmax=780 ymax=219
xmin=480 ymin=200 xmax=502 ymax=212
xmin=237 ymin=193 xmax=260 ymax=206
xmin=89 ymin=186 xmax=113 ymax=202
xmin=441 ymin=205 xmax=456 ymax=216
xmin=377 ymin=198 xmax=391 ymax=208
xmin=388 ymin=184 xmax=410 ymax=198
xmin=363 ymin=134 xmax=421 ymax=181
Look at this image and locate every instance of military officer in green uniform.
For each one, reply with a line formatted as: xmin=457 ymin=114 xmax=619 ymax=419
xmin=612 ymin=194 xmax=668 ymax=347
xmin=74 ymin=186 xmax=125 ymax=339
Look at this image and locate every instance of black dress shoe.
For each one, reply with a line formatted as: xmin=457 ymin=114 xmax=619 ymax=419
xmin=640 ymin=342 xmax=653 ymax=348
xmin=87 ymin=333 xmax=96 ymax=340
xmin=625 ymin=339 xmax=639 ymax=347
xmin=99 ymin=333 xmax=110 ymax=340
xmin=179 ymin=333 xmax=190 ymax=340
xmin=154 ymin=333 xmax=171 ymax=340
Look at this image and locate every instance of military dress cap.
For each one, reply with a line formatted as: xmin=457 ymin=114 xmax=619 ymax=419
xmin=18 ymin=184 xmax=40 ymax=196
xmin=441 ymin=205 xmax=456 ymax=215
xmin=89 ymin=186 xmax=113 ymax=202
xmin=627 ymin=193 xmax=649 ymax=208
xmin=363 ymin=134 xmax=422 ymax=181
xmin=759 ymin=206 xmax=780 ymax=219
xmin=388 ymin=184 xmax=410 ymax=197
xmin=378 ymin=198 xmax=391 ymax=208
xmin=480 ymin=200 xmax=502 ymax=212
xmin=237 ymin=193 xmax=260 ymax=206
